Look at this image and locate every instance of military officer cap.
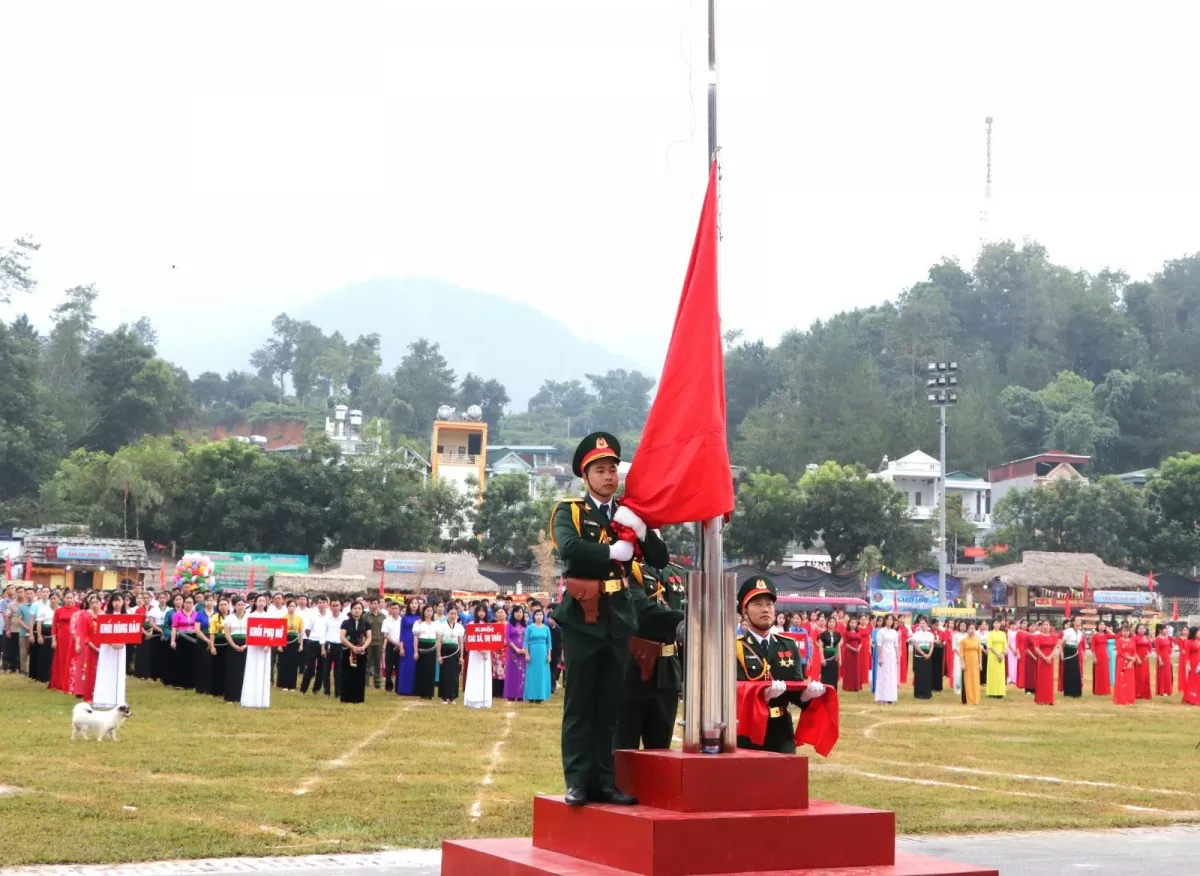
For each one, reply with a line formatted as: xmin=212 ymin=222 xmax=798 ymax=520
xmin=737 ymin=575 xmax=777 ymax=613
xmin=572 ymin=431 xmax=622 ymax=477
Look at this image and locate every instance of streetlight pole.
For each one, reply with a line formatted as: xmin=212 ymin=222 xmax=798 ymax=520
xmin=926 ymin=362 xmax=959 ymax=606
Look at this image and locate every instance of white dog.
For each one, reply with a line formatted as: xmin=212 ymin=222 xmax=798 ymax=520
xmin=71 ymin=702 xmax=131 ymax=742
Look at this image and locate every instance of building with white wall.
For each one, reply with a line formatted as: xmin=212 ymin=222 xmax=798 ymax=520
xmin=871 ymin=450 xmax=994 ymax=539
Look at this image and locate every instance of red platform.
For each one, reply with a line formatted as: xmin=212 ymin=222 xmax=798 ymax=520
xmin=442 ymin=750 xmax=998 ymax=876
xmin=614 ymin=748 xmax=807 ymax=812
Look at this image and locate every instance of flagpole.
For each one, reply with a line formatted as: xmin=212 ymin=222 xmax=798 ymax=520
xmin=683 ymin=0 xmax=735 ymax=755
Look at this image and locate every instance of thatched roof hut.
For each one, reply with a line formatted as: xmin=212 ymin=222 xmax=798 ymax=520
xmin=269 ymin=573 xmax=368 ymax=597
xmin=964 ymin=552 xmax=1148 ymax=591
xmin=332 ymin=550 xmax=498 ymax=594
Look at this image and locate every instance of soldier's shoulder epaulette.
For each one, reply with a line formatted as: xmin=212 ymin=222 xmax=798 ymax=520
xmin=559 ymin=497 xmax=586 ymax=505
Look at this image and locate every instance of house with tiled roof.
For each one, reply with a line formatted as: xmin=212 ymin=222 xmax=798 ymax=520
xmin=22 ymin=535 xmax=152 ymax=591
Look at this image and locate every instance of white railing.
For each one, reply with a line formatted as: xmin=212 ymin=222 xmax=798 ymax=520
xmin=438 ymin=453 xmax=478 ymax=465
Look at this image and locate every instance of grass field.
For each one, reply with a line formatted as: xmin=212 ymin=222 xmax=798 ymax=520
xmin=0 ymin=671 xmax=1198 ymax=866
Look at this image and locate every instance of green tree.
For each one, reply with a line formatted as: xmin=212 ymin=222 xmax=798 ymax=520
xmin=989 ymin=477 xmax=1148 ymax=569
xmin=393 ymin=339 xmax=458 ymax=438
xmin=529 ymin=379 xmax=594 ymax=419
xmin=0 ymin=316 xmax=64 ymax=513
xmin=311 ymin=330 xmax=351 ymax=400
xmin=0 ymin=236 xmax=40 ymax=302
xmin=1145 ymin=453 xmax=1200 ymax=572
xmin=585 ymin=369 xmax=655 ymax=433
xmin=474 ymin=473 xmax=556 ymax=567
xmin=724 ymin=470 xmax=800 ymax=568
xmin=458 ymin=372 xmax=510 ymax=429
xmin=83 ymin=327 xmax=191 ymax=453
xmin=724 ymin=339 xmax=779 ymax=440
xmin=794 ymin=461 xmax=926 ymax=573
xmin=250 ymin=313 xmax=298 ymax=401
xmin=347 ymin=333 xmax=383 ymax=400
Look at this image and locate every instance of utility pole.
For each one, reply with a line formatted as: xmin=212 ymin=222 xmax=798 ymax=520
xmin=927 ymin=362 xmax=959 ymax=605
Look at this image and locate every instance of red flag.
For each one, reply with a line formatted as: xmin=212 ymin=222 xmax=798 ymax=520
xmin=248 ymin=566 xmax=255 ymax=592
xmin=24 ymin=550 xmax=32 ymax=580
xmin=159 ymin=559 xmax=166 ymax=589
xmin=620 ymin=161 xmax=733 ymax=529
xmin=1172 ymin=598 xmax=1179 ymax=621
xmin=379 ymin=568 xmax=386 ymax=598
xmin=1147 ymin=570 xmax=1155 ymax=592
xmin=1064 ymin=591 xmax=1071 ymax=619
xmin=909 ymin=574 xmax=919 ymax=591
xmin=735 ymin=681 xmax=839 ymax=757
xmin=1082 ymin=571 xmax=1090 ymax=602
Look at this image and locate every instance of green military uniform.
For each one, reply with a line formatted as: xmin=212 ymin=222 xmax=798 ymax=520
xmin=735 ymin=576 xmax=811 ymax=754
xmin=551 ymin=432 xmax=676 ymax=802
xmin=615 ymin=562 xmax=686 ymax=750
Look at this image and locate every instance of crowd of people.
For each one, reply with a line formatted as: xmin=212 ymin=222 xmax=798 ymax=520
xmin=762 ymin=608 xmax=1200 ymax=707
xmin=0 ymin=583 xmax=565 ymax=711
xmin=7 ymin=579 xmax=1199 ymax=718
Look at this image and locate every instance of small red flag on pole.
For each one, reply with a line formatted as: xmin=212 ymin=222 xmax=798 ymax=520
xmin=1082 ymin=571 xmax=1091 ymax=602
xmin=160 ymin=559 xmax=166 ymax=589
xmin=248 ymin=566 xmax=255 ymax=592
xmin=1172 ymin=598 xmax=1179 ymax=621
xmin=909 ymin=574 xmax=919 ymax=591
xmin=619 ymin=160 xmax=734 ymax=528
xmin=1063 ymin=591 xmax=1071 ymax=619
xmin=379 ymin=568 xmax=386 ymax=598
xmin=1147 ymin=570 xmax=1155 ymax=592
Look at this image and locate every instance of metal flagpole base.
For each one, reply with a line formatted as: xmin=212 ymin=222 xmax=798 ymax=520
xmin=682 ymin=517 xmax=734 ymax=754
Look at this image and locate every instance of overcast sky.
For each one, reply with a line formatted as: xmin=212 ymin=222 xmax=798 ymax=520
xmin=2 ymin=0 xmax=1198 ymax=374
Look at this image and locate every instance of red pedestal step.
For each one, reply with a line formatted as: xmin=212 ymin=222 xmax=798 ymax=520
xmin=442 ymin=839 xmax=999 ymax=876
xmin=531 ymin=796 xmax=894 ymax=875
xmin=614 ymin=749 xmax=808 ymax=812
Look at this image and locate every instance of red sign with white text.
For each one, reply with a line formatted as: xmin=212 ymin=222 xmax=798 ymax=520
xmin=465 ymin=623 xmax=506 ymax=652
xmin=95 ymin=615 xmax=143 ymax=645
xmin=246 ymin=617 xmax=288 ymax=647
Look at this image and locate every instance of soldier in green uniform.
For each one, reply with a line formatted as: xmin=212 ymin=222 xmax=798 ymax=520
xmin=551 ymin=432 xmax=676 ymax=807
xmin=615 ymin=560 xmax=686 ymax=751
xmin=735 ymin=575 xmax=826 ymax=754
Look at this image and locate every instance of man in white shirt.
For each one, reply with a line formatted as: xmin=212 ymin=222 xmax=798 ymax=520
xmin=266 ymin=592 xmax=286 ymax=618
xmin=380 ymin=601 xmax=403 ymax=692
xmin=327 ymin=598 xmax=346 ymax=696
xmin=300 ymin=597 xmax=335 ymax=696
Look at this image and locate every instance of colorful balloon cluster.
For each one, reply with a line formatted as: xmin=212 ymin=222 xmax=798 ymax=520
xmin=173 ymin=553 xmax=215 ymax=591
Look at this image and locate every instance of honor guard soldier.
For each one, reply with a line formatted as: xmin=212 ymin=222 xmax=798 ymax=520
xmin=551 ymin=432 xmax=674 ymax=807
xmin=616 ymin=560 xmax=686 ymax=751
xmin=736 ymin=575 xmax=826 ymax=754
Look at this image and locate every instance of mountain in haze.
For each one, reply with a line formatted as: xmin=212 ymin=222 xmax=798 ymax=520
xmin=284 ymin=278 xmax=650 ymax=408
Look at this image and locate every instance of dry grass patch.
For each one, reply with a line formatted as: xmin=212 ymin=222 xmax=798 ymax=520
xmin=0 ymin=673 xmax=1197 ymax=865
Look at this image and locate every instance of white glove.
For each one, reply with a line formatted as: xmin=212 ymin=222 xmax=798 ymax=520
xmin=608 ymin=540 xmax=635 ymax=562
xmin=612 ymin=506 xmax=648 ymax=541
xmin=762 ymin=679 xmax=787 ymax=701
xmin=801 ymin=681 xmax=826 ymax=702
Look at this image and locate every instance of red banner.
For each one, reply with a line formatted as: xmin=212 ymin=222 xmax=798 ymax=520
xmin=465 ymin=623 xmax=506 ymax=652
xmin=95 ymin=615 xmax=143 ymax=645
xmin=246 ymin=617 xmax=288 ymax=647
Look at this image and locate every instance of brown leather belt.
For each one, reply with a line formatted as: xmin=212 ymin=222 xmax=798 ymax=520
xmin=563 ymin=577 xmax=627 ymax=624
xmin=629 ymin=636 xmax=677 ymax=682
